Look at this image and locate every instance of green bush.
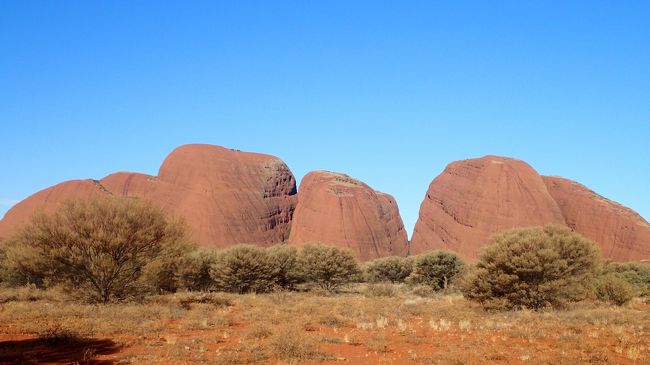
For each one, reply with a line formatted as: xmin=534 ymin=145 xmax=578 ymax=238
xmin=267 ymin=244 xmax=303 ymax=290
xmin=5 ymin=198 xmax=188 ymax=303
xmin=365 ymin=256 xmax=413 ymax=283
xmin=595 ymin=273 xmax=636 ymax=306
xmin=602 ymin=261 xmax=650 ymax=297
xmin=299 ymin=244 xmax=361 ymax=292
xmin=210 ymin=245 xmax=276 ymax=294
xmin=462 ymin=225 xmax=601 ymax=310
xmin=406 ymin=251 xmax=464 ymax=290
xmin=177 ymin=248 xmax=219 ymax=292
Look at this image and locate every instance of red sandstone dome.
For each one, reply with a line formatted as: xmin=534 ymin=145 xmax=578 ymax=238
xmin=411 ymin=155 xmax=650 ymax=262
xmin=543 ymin=176 xmax=650 ymax=261
xmin=288 ymin=171 xmax=408 ymax=261
xmin=410 ymin=156 xmax=567 ymax=261
xmin=0 ymin=144 xmax=297 ymax=248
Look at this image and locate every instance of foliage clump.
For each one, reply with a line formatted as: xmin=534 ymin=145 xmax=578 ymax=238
xmin=365 ymin=256 xmax=413 ymax=283
xmin=461 ymin=225 xmax=601 ymax=310
xmin=209 ymin=245 xmax=277 ymax=294
xmin=3 ymin=198 xmax=188 ymax=303
xmin=299 ymin=244 xmax=361 ymax=292
xmin=267 ymin=244 xmax=303 ymax=290
xmin=406 ymin=251 xmax=464 ymax=290
xmin=594 ymin=273 xmax=636 ymax=306
xmin=602 ymin=261 xmax=650 ymax=297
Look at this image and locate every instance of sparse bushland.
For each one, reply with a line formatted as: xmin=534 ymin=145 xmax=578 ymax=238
xmin=3 ymin=198 xmax=189 ymax=303
xmin=299 ymin=243 xmax=362 ymax=292
xmin=461 ymin=225 xmax=601 ymax=311
xmin=406 ymin=250 xmax=464 ymax=290
xmin=364 ymin=256 xmax=413 ymax=283
xmin=1 ymin=285 xmax=648 ymax=365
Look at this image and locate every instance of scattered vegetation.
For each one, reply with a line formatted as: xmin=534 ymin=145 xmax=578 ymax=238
xmin=461 ymin=225 xmax=601 ymax=310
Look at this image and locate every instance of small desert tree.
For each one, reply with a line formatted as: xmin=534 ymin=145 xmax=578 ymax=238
xmin=365 ymin=256 xmax=413 ymax=283
xmin=299 ymin=244 xmax=361 ymax=292
xmin=406 ymin=251 xmax=464 ymax=290
xmin=7 ymin=198 xmax=187 ymax=303
xmin=462 ymin=225 xmax=601 ymax=310
xmin=210 ymin=245 xmax=276 ymax=294
xmin=267 ymin=244 xmax=303 ymax=290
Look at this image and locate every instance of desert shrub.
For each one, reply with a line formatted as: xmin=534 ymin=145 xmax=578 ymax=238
xmin=0 ymin=238 xmax=48 ymax=287
xmin=5 ymin=198 xmax=187 ymax=303
xmin=177 ymin=248 xmax=219 ymax=291
xmin=269 ymin=326 xmax=324 ymax=361
xmin=210 ymin=245 xmax=276 ymax=293
xmin=365 ymin=256 xmax=413 ymax=283
xmin=602 ymin=261 xmax=650 ymax=297
xmin=299 ymin=244 xmax=361 ymax=292
xmin=406 ymin=251 xmax=464 ymax=290
xmin=141 ymin=245 xmax=218 ymax=293
xmin=595 ymin=273 xmax=636 ymax=306
xmin=267 ymin=244 xmax=304 ymax=289
xmin=462 ymin=225 xmax=601 ymax=310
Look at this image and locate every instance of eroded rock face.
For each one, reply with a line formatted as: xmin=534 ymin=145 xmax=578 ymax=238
xmin=543 ymin=176 xmax=650 ymax=261
xmin=288 ymin=171 xmax=408 ymax=260
xmin=0 ymin=144 xmax=297 ymax=247
xmin=410 ymin=156 xmax=566 ymax=261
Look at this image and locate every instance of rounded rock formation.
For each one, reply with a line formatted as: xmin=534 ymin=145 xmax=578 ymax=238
xmin=411 ymin=156 xmax=566 ymax=261
xmin=288 ymin=171 xmax=408 ymax=260
xmin=0 ymin=144 xmax=297 ymax=247
xmin=0 ymin=179 xmax=112 ymax=239
xmin=543 ymin=176 xmax=650 ymax=261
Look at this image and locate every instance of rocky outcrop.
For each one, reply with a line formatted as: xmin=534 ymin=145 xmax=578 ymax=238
xmin=0 ymin=179 xmax=112 ymax=240
xmin=411 ymin=156 xmax=566 ymax=260
xmin=0 ymin=144 xmax=297 ymax=247
xmin=288 ymin=171 xmax=408 ymax=260
xmin=543 ymin=176 xmax=650 ymax=261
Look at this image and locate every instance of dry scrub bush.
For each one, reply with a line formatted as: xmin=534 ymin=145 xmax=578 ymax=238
xmin=267 ymin=244 xmax=303 ymax=289
xmin=602 ymin=261 xmax=650 ymax=297
xmin=210 ymin=245 xmax=276 ymax=293
xmin=462 ymin=225 xmax=601 ymax=310
xmin=4 ymin=198 xmax=188 ymax=303
xmin=141 ymin=246 xmax=217 ymax=293
xmin=299 ymin=243 xmax=361 ymax=292
xmin=269 ymin=326 xmax=325 ymax=362
xmin=406 ymin=250 xmax=464 ymax=290
xmin=365 ymin=256 xmax=413 ymax=283
xmin=594 ymin=273 xmax=636 ymax=306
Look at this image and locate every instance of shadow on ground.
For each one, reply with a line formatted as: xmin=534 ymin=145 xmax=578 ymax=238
xmin=0 ymin=336 xmax=121 ymax=364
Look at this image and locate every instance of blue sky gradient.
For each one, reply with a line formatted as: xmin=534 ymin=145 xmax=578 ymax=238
xmin=1 ymin=1 xmax=648 ymax=235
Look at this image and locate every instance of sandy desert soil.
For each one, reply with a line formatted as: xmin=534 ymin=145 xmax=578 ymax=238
xmin=0 ymin=285 xmax=648 ymax=365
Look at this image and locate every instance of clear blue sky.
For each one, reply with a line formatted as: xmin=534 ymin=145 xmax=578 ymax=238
xmin=1 ymin=1 xmax=648 ymax=236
